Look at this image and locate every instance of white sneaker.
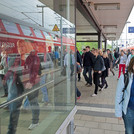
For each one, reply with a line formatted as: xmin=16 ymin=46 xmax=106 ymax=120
xmin=101 ymin=87 xmax=105 ymax=91
xmin=92 ymin=94 xmax=97 ymax=97
xmin=28 ymin=123 xmax=39 ymax=130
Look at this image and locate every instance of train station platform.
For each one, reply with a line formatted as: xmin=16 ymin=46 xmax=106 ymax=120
xmin=74 ymin=72 xmax=125 ymax=134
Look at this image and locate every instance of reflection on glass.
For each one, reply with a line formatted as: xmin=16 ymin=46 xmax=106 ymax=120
xmin=0 ymin=0 xmax=75 ymax=134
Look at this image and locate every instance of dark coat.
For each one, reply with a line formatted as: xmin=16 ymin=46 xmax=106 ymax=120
xmin=77 ymin=50 xmax=82 ymax=65
xmin=93 ymin=55 xmax=103 ymax=71
xmin=83 ymin=51 xmax=95 ymax=67
xmin=102 ymin=57 xmax=110 ymax=77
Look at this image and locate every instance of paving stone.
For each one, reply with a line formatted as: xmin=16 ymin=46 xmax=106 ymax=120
xmin=74 ymin=114 xmax=81 ymax=120
xmin=99 ymin=122 xmax=112 ymax=130
xmin=75 ymin=120 xmax=85 ymax=127
xmin=106 ymin=118 xmax=118 ymax=124
xmin=90 ymin=128 xmax=105 ymax=134
xmin=84 ymin=121 xmax=99 ymax=129
xmin=80 ymin=115 xmax=94 ymax=121
xmin=75 ymin=126 xmax=90 ymax=134
xmin=105 ymin=130 xmax=120 ymax=134
xmin=112 ymin=124 xmax=125 ymax=132
xmin=93 ymin=116 xmax=106 ymax=123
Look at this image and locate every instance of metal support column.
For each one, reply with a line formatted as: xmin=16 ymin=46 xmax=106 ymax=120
xmin=104 ymin=40 xmax=107 ymax=50
xmin=98 ymin=31 xmax=102 ymax=49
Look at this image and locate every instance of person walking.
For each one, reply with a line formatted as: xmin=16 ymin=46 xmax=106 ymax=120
xmin=54 ymin=48 xmax=59 ymax=68
xmin=92 ymin=49 xmax=104 ymax=97
xmin=117 ymin=50 xmax=127 ymax=79
xmin=100 ymin=52 xmax=110 ymax=90
xmin=76 ymin=48 xmax=82 ymax=81
xmin=0 ymin=44 xmax=8 ymax=97
xmin=107 ymin=49 xmax=115 ymax=76
xmin=83 ymin=46 xmax=95 ymax=87
xmin=115 ymin=57 xmax=134 ymax=134
xmin=126 ymin=49 xmax=134 ymax=68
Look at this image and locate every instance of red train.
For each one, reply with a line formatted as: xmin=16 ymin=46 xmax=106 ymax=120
xmin=0 ymin=14 xmax=75 ymax=67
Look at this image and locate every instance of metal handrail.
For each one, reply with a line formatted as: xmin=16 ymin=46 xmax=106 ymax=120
xmin=0 ymin=80 xmax=54 ymax=109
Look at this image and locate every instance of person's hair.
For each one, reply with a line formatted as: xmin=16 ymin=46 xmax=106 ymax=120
xmin=99 ymin=50 xmax=103 ymax=56
xmin=121 ymin=50 xmax=124 ymax=53
xmin=131 ymin=49 xmax=134 ymax=51
xmin=128 ymin=57 xmax=134 ymax=74
xmin=103 ymin=52 xmax=108 ymax=57
xmin=83 ymin=48 xmax=86 ymax=51
xmin=86 ymin=46 xmax=90 ymax=49
xmin=94 ymin=49 xmax=98 ymax=53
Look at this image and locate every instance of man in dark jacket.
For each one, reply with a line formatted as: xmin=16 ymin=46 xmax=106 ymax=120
xmin=83 ymin=46 xmax=95 ymax=86
xmin=92 ymin=49 xmax=104 ymax=97
xmin=76 ymin=48 xmax=82 ymax=81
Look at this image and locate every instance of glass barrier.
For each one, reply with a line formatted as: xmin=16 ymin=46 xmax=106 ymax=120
xmin=0 ymin=0 xmax=75 ymax=134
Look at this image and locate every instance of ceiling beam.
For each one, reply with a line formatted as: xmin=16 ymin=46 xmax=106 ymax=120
xmin=76 ymin=0 xmax=107 ymax=41
xmin=76 ymin=33 xmax=98 ymax=36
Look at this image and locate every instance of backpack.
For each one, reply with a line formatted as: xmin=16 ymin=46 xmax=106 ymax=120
xmin=119 ymin=72 xmax=129 ymax=104
xmin=101 ymin=57 xmax=106 ymax=71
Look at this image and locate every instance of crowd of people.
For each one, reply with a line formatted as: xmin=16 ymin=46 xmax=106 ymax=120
xmin=77 ymin=46 xmax=134 ymax=97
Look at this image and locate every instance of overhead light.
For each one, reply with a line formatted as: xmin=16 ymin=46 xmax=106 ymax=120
xmin=94 ymin=3 xmax=120 ymax=10
xmin=105 ymin=33 xmax=116 ymax=37
xmin=105 ymin=33 xmax=116 ymax=36
xmin=108 ymin=37 xmax=116 ymax=41
xmin=103 ymin=25 xmax=117 ymax=29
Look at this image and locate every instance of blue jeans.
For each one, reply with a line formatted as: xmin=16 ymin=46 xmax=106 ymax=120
xmin=7 ymin=74 xmax=39 ymax=134
xmin=83 ymin=66 xmax=92 ymax=85
xmin=123 ymin=107 xmax=134 ymax=134
xmin=40 ymin=74 xmax=49 ymax=102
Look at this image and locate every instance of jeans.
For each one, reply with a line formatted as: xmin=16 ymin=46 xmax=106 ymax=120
xmin=123 ymin=107 xmax=134 ymax=134
xmin=93 ymin=72 xmax=101 ymax=94
xmin=7 ymin=75 xmax=23 ymax=134
xmin=40 ymin=74 xmax=49 ymax=102
xmin=7 ymin=74 xmax=40 ymax=134
xmin=0 ymin=74 xmax=8 ymax=95
xmin=118 ymin=64 xmax=126 ymax=79
xmin=83 ymin=66 xmax=92 ymax=85
xmin=101 ymin=76 xmax=108 ymax=87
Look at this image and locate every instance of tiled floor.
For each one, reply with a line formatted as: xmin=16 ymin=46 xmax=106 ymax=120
xmin=74 ymin=71 xmax=125 ymax=134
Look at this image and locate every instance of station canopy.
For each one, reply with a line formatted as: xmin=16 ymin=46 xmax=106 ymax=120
xmin=77 ymin=0 xmax=134 ymax=42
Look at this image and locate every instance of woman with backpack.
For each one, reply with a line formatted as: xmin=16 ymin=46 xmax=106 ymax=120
xmin=115 ymin=57 xmax=134 ymax=134
xmin=92 ymin=49 xmax=104 ymax=97
xmin=99 ymin=52 xmax=110 ymax=91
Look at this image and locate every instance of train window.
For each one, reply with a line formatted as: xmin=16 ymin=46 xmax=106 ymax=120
xmin=34 ymin=29 xmax=43 ymax=38
xmin=43 ymin=31 xmax=51 ymax=40
xmin=2 ymin=20 xmax=20 ymax=34
xmin=20 ymin=25 xmax=33 ymax=37
xmin=51 ymin=34 xmax=57 ymax=41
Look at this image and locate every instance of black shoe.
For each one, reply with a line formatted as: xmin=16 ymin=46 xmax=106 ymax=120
xmin=87 ymin=84 xmax=92 ymax=87
xmin=85 ymin=83 xmax=88 ymax=86
xmin=98 ymin=84 xmax=103 ymax=89
xmin=105 ymin=85 xmax=108 ymax=89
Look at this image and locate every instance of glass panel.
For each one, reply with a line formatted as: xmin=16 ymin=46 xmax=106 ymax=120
xmin=2 ymin=20 xmax=20 ymax=34
xmin=34 ymin=29 xmax=43 ymax=38
xmin=20 ymin=25 xmax=33 ymax=37
xmin=0 ymin=0 xmax=75 ymax=134
xmin=43 ymin=32 xmax=51 ymax=40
